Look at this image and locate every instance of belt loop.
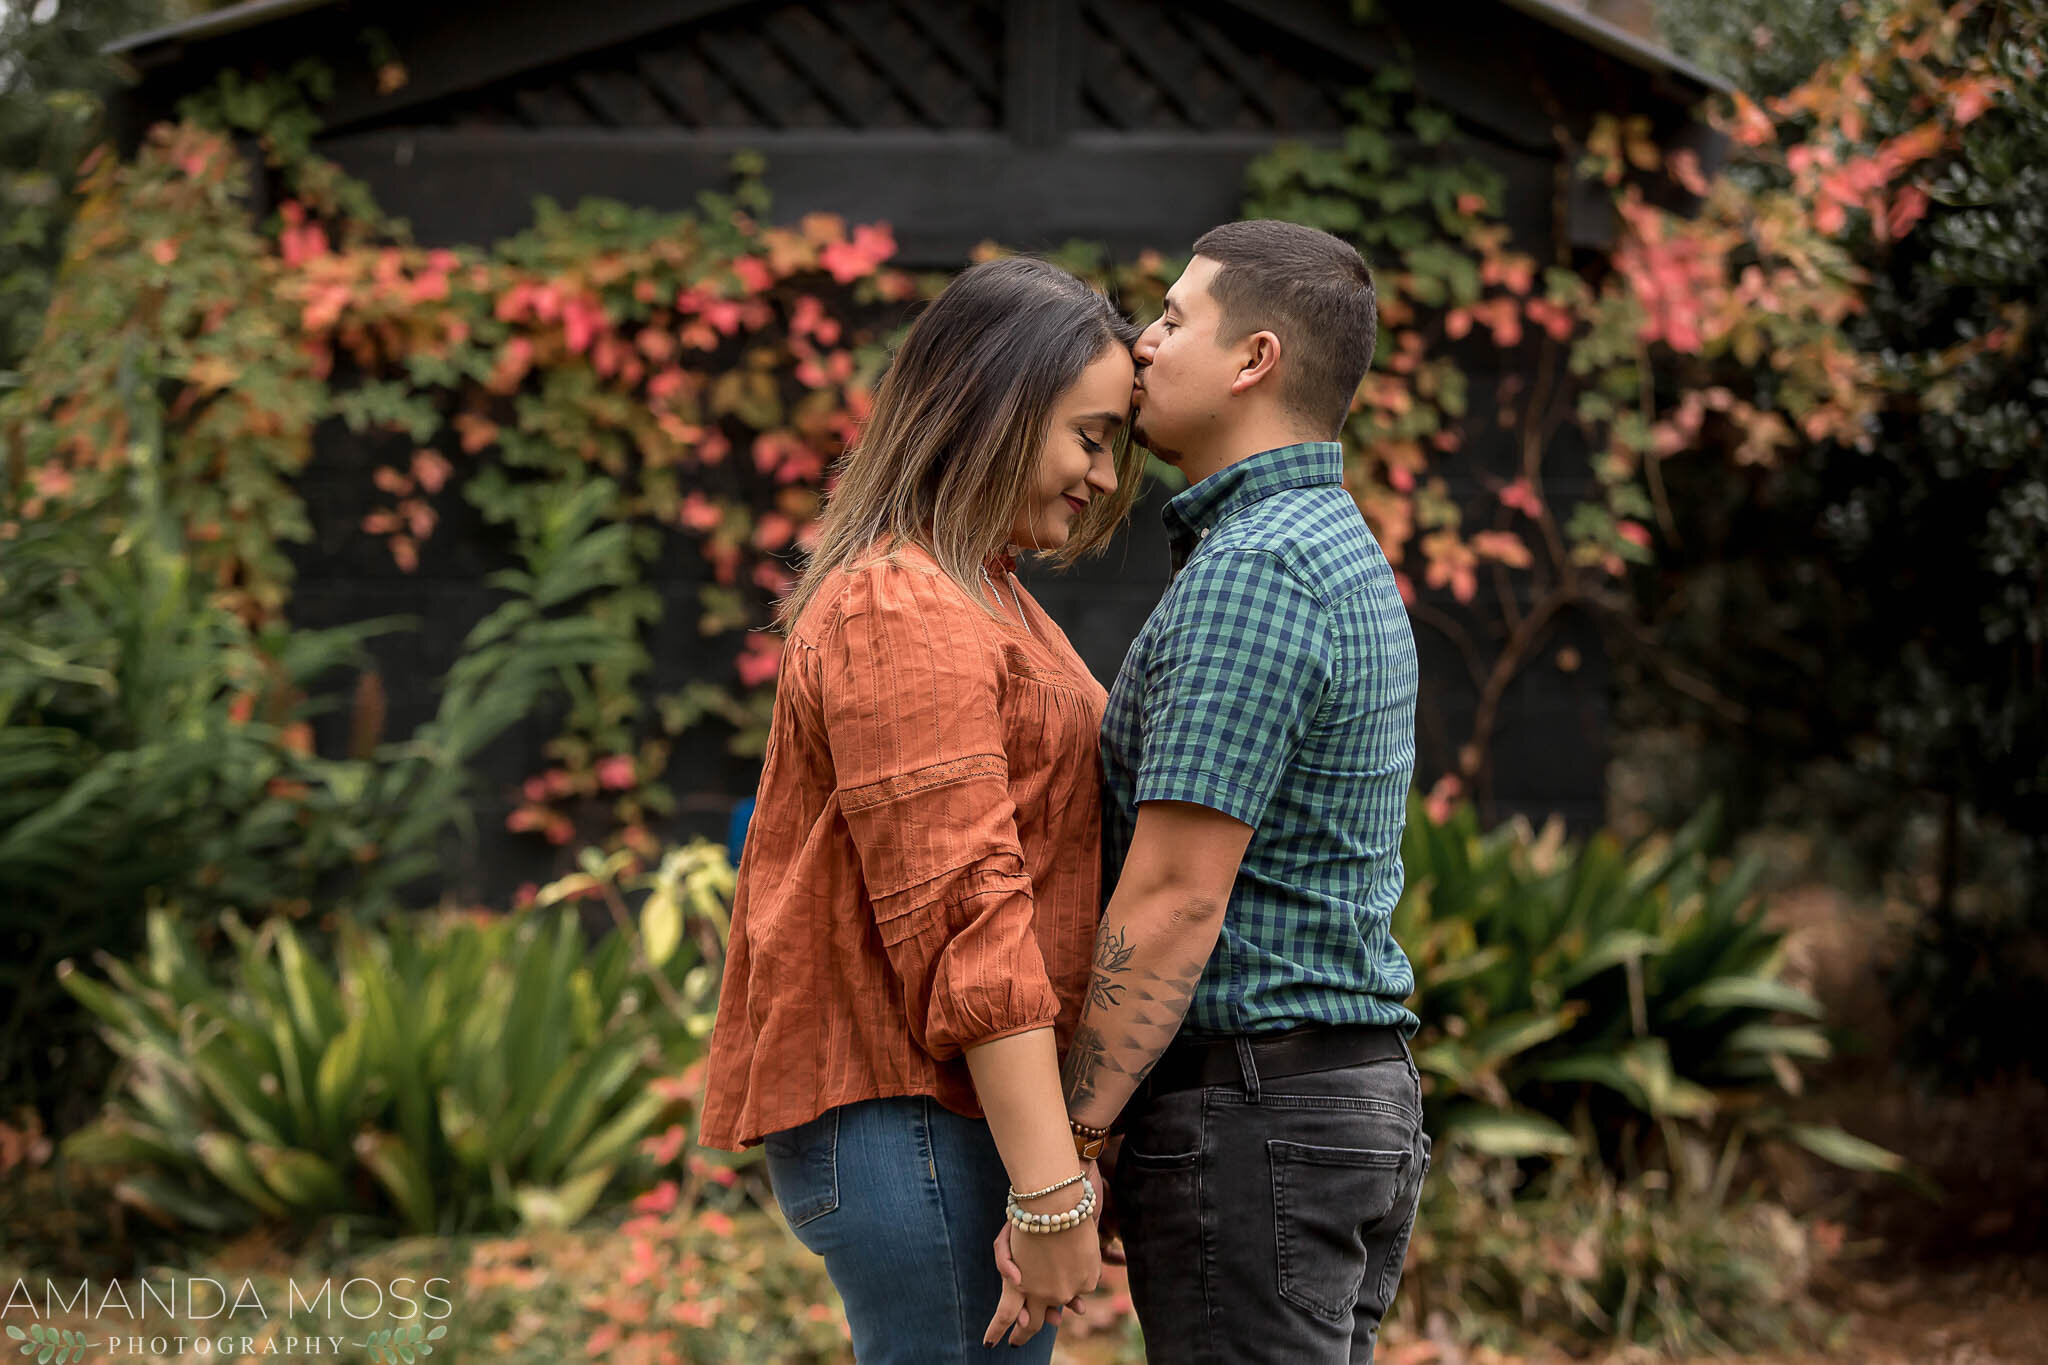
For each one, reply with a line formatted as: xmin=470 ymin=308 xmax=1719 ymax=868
xmin=1234 ymin=1035 xmax=1261 ymax=1103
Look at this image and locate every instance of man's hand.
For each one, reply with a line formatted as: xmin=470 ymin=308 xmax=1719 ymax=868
xmin=1095 ymin=1140 xmax=1125 ymax=1265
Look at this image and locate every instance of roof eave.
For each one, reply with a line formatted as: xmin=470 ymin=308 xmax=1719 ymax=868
xmin=1496 ymin=0 xmax=1732 ymax=95
xmin=104 ymin=0 xmax=342 ymax=58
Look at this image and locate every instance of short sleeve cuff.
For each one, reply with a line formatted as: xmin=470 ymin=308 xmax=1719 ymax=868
xmin=1134 ymin=765 xmax=1266 ymax=829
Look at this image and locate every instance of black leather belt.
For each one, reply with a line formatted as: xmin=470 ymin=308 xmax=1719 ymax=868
xmin=1143 ymin=1023 xmax=1408 ymax=1097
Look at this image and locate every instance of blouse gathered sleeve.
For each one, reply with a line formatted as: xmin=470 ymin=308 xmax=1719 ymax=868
xmin=817 ymin=564 xmax=1060 ymax=1061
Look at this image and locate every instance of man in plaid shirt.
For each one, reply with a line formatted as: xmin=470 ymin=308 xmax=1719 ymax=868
xmin=1060 ymin=221 xmax=1427 ymax=1363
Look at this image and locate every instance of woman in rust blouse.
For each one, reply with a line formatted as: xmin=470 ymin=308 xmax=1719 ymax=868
xmin=699 ymin=257 xmax=1142 ymax=1362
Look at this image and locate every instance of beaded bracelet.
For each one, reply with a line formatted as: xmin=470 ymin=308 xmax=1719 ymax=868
xmin=1005 ymin=1177 xmax=1097 ymax=1234
xmin=1010 ymin=1171 xmax=1086 ymax=1203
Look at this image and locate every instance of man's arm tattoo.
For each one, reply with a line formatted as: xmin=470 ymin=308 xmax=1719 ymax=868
xmin=1062 ymin=902 xmax=1217 ymax=1113
xmin=1087 ymin=926 xmax=1135 ymax=1010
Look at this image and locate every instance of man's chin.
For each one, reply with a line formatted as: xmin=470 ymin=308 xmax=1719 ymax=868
xmin=1131 ymin=421 xmax=1180 ymax=465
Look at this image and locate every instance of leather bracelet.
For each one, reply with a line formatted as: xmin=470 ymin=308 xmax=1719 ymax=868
xmin=1071 ymin=1117 xmax=1110 ymax=1161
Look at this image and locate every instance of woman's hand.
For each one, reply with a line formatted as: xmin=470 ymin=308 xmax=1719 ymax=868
xmin=983 ymin=1220 xmax=1099 ymax=1347
xmin=982 ymin=1174 xmax=1102 ymax=1347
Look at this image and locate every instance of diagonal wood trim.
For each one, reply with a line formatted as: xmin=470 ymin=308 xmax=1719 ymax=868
xmin=320 ymin=0 xmax=758 ymax=133
xmin=693 ymin=30 xmax=797 ymax=130
xmin=1081 ymin=0 xmax=1228 ymax=131
xmin=1179 ymin=10 xmax=1286 ymax=125
xmin=755 ymin=15 xmax=871 ymax=128
xmin=816 ymin=0 xmax=959 ymax=127
xmin=897 ymin=0 xmax=1002 ymax=102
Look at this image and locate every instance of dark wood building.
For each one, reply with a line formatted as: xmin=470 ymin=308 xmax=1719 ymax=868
xmin=111 ymin=0 xmax=1723 ymax=895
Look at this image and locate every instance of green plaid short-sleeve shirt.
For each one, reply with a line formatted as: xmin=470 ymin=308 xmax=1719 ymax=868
xmin=1102 ymin=441 xmax=1420 ymax=1035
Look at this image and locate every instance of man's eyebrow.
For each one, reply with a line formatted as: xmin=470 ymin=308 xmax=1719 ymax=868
xmin=1160 ymin=296 xmax=1182 ymax=316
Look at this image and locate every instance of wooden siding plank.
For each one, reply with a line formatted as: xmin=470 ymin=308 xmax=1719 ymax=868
xmin=318 ymin=128 xmax=1314 ymax=260
xmin=1005 ymin=0 xmax=1075 ymax=147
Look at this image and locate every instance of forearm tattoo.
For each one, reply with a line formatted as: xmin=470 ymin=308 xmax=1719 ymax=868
xmin=1088 ymin=926 xmax=1134 ymax=1009
xmin=1062 ymin=901 xmax=1216 ymax=1114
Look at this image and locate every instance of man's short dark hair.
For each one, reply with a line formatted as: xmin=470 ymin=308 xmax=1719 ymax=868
xmin=1190 ymin=220 xmax=1377 ymax=438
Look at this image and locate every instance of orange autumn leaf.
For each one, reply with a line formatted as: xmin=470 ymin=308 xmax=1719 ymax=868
xmin=1470 ymin=530 xmax=1533 ymax=568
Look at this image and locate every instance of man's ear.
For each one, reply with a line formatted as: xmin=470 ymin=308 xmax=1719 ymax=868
xmin=1228 ymin=330 xmax=1282 ymax=397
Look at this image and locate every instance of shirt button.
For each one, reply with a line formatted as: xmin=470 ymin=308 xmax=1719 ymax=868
xmin=1199 ymin=528 xmax=1209 ymax=539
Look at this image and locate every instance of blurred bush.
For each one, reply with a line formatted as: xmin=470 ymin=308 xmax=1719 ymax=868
xmin=1642 ymin=0 xmax=2048 ymax=1083
xmin=0 ymin=360 xmax=640 ymax=1120
xmin=1403 ymin=1145 xmax=1832 ymax=1355
xmin=55 ymin=840 xmax=731 ymax=1236
xmin=1400 ymin=796 xmax=1902 ymax=1179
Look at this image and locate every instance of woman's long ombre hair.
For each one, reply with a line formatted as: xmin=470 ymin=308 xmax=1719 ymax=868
xmin=779 ymin=256 xmax=1143 ymax=629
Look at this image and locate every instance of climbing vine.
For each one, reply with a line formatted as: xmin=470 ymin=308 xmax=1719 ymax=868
xmin=1 ymin=0 xmax=2017 ymax=852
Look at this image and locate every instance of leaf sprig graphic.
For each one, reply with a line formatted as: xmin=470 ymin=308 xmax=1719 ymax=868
xmin=6 ymin=1325 xmax=98 ymax=1364
xmin=353 ymin=1321 xmax=447 ymax=1363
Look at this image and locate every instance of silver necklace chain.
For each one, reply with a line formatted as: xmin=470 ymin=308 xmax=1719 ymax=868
xmin=980 ymin=565 xmax=1028 ymax=628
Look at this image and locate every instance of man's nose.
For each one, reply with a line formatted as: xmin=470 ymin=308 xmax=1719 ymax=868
xmin=1132 ymin=325 xmax=1159 ymax=364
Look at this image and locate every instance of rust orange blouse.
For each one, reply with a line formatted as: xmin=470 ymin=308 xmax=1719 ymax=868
xmin=698 ymin=544 xmax=1107 ymax=1151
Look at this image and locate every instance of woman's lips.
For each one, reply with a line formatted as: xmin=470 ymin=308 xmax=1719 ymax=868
xmin=1064 ymin=495 xmax=1089 ymax=516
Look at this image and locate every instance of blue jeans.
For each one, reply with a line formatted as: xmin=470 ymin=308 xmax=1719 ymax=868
xmin=763 ymin=1096 xmax=1059 ymax=1365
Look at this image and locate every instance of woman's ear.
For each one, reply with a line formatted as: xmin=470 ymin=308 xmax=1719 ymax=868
xmin=1229 ymin=330 xmax=1283 ymax=397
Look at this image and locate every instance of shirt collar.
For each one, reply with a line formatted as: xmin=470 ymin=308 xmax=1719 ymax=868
xmin=1162 ymin=441 xmax=1344 ymax=553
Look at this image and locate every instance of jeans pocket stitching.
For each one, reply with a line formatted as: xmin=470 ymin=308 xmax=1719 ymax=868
xmin=1373 ymin=1135 xmax=1430 ymax=1309
xmin=1121 ymin=1147 xmax=1200 ymax=1169
xmin=774 ymin=1108 xmax=840 ymax=1230
xmin=1269 ymin=1141 xmax=1409 ymax=1323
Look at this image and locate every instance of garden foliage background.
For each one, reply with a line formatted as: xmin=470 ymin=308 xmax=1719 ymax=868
xmin=1 ymin=0 xmax=2043 ymax=1359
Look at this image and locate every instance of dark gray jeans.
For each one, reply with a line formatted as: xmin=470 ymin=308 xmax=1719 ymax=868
xmin=1110 ymin=1039 xmax=1432 ymax=1364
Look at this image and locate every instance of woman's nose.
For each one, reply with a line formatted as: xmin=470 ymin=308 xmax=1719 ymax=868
xmin=1088 ymin=452 xmax=1118 ymax=495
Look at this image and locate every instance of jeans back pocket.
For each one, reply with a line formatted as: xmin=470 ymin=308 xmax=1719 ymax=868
xmin=1268 ymin=1139 xmax=1409 ymax=1322
xmin=764 ymin=1107 xmax=840 ymax=1237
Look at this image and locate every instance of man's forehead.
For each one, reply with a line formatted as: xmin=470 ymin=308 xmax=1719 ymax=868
xmin=1165 ymin=255 xmax=1222 ymax=312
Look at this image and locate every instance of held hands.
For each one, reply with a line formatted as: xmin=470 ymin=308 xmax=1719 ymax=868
xmin=982 ymin=1162 xmax=1104 ymax=1348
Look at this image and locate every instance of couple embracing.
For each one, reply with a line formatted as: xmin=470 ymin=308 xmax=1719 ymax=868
xmin=699 ymin=220 xmax=1430 ymax=1364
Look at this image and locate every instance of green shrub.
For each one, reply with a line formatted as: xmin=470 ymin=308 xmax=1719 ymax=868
xmin=56 ymin=839 xmax=731 ymax=1237
xmin=1401 ymin=797 xmax=1902 ymax=1178
xmin=1402 ymin=1145 xmax=1831 ymax=1355
xmin=0 ymin=363 xmax=643 ymax=1119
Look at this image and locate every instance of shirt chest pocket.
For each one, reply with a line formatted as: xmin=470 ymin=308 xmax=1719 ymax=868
xmin=838 ymin=755 xmax=1028 ymax=946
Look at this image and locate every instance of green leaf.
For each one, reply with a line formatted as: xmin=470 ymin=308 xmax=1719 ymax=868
xmin=1782 ymin=1124 xmax=1906 ymax=1175
xmin=1673 ymin=976 xmax=1825 ymax=1019
xmin=1725 ymin=1023 xmax=1831 ymax=1061
xmin=1443 ymin=1108 xmax=1580 ymax=1158
xmin=640 ymin=888 xmax=681 ymax=968
xmin=512 ymin=1161 xmax=616 ymax=1230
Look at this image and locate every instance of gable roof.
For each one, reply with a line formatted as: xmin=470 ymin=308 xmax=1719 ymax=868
xmin=109 ymin=0 xmax=1728 ymax=96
